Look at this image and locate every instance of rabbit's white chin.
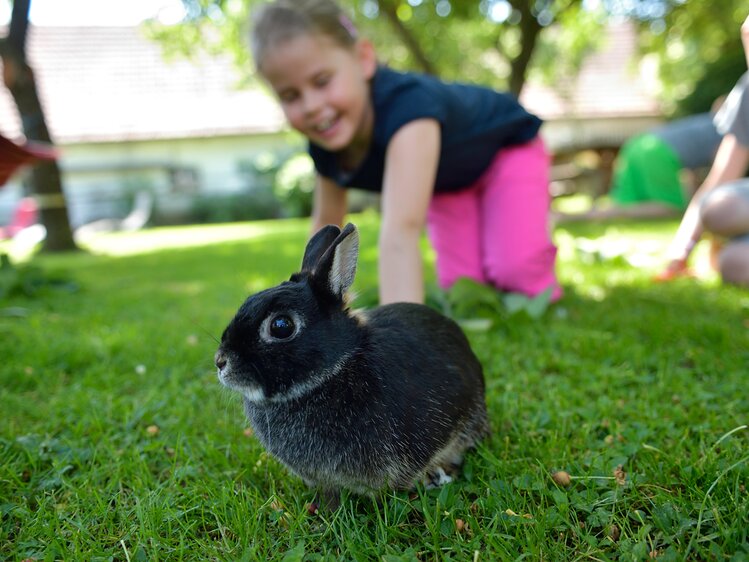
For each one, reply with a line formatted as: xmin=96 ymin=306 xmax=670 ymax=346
xmin=232 ymin=383 xmax=265 ymax=403
xmin=218 ymin=370 xmax=266 ymax=402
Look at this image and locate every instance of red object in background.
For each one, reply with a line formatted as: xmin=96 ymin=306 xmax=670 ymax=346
xmin=0 ymin=134 xmax=58 ymax=239
xmin=0 ymin=133 xmax=58 ymax=187
xmin=0 ymin=197 xmax=39 ymax=239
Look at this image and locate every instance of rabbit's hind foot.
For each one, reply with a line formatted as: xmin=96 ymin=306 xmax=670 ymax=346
xmin=424 ymin=466 xmax=456 ymax=489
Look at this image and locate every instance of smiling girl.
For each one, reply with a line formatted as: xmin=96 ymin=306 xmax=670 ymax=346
xmin=251 ymin=0 xmax=561 ymax=304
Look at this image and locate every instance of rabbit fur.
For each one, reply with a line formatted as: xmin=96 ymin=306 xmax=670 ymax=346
xmin=215 ymin=223 xmax=489 ymax=504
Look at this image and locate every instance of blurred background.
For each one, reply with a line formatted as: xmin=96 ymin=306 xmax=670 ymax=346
xmin=1 ymin=0 xmax=747 ymax=251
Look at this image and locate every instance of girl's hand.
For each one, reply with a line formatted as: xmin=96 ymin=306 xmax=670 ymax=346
xmin=653 ymin=258 xmax=693 ymax=282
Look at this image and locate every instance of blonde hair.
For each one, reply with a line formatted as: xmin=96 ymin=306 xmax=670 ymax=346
xmin=251 ymin=0 xmax=358 ymax=70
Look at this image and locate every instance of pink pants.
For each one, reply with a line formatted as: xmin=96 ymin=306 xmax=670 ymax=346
xmin=427 ymin=136 xmax=561 ymax=300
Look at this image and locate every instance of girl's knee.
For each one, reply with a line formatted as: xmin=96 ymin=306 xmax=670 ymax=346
xmin=486 ymin=245 xmax=559 ymax=297
xmin=701 ymin=188 xmax=749 ymax=236
xmin=719 ymin=242 xmax=749 ymax=287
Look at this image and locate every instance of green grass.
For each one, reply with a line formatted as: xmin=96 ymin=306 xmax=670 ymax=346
xmin=1 ymin=211 xmax=748 ymax=561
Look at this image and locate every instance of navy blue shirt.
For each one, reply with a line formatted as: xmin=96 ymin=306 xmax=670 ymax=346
xmin=309 ymin=66 xmax=542 ymax=193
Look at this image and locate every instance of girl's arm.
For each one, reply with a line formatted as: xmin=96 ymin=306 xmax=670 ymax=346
xmin=659 ymin=134 xmax=749 ymax=275
xmin=311 ymin=174 xmax=348 ymax=234
xmin=379 ymin=118 xmax=441 ymax=304
xmin=657 ymin=15 xmax=749 ymax=280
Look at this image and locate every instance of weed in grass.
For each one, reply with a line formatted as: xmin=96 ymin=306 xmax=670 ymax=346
xmin=1 ymin=215 xmax=748 ymax=560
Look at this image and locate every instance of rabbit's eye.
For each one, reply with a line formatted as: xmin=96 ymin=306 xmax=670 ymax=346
xmin=260 ymin=311 xmax=303 ymax=343
xmin=270 ymin=315 xmax=295 ymax=339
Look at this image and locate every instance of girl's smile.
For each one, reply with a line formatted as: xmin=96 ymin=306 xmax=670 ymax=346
xmin=259 ymin=33 xmax=376 ymax=163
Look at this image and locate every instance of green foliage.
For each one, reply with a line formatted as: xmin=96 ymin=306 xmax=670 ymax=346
xmin=273 ymin=153 xmax=316 ymax=218
xmin=630 ymin=0 xmax=748 ymax=115
xmin=144 ymin=0 xmax=253 ymax=70
xmin=147 ymin=0 xmax=749 ymax=115
xmin=188 ymin=190 xmax=282 ymax=223
xmin=529 ymin=4 xmax=605 ymax=95
xmin=238 ymin=148 xmax=316 ymax=219
xmin=2 ymin=215 xmax=748 ymax=559
xmin=671 ymin=41 xmax=746 ymax=118
xmin=188 ymin=147 xmax=316 ymax=224
xmin=147 ymin=0 xmax=596 ymax=93
xmin=422 ymin=277 xmax=554 ymax=330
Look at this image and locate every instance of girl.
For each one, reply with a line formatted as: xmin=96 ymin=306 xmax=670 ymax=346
xmin=251 ymin=0 xmax=561 ymax=304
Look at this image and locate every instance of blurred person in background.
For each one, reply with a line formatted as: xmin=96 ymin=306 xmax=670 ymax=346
xmin=655 ymin=15 xmax=749 ymax=286
xmin=555 ymin=100 xmax=724 ymax=224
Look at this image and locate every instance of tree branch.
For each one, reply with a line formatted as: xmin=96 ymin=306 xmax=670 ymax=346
xmin=8 ymin=0 xmax=31 ymax=54
xmin=378 ymin=0 xmax=437 ymax=75
xmin=507 ymin=0 xmax=542 ymax=96
xmin=1 ymin=0 xmax=77 ymax=251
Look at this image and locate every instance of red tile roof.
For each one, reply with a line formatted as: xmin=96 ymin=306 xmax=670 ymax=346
xmin=0 ymin=25 xmax=286 ymax=143
xmin=521 ymin=20 xmax=661 ymax=119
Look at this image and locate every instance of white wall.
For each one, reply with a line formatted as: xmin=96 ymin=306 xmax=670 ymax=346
xmin=1 ymin=131 xmax=295 ymax=227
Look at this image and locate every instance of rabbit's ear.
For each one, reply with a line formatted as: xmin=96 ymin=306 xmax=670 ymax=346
xmin=301 ymin=225 xmax=342 ymax=272
xmin=314 ymin=223 xmax=359 ymax=298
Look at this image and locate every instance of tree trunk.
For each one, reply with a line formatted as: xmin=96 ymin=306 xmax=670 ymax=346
xmin=378 ymin=0 xmax=437 ymax=76
xmin=507 ymin=0 xmax=543 ymax=97
xmin=1 ymin=0 xmax=77 ymax=252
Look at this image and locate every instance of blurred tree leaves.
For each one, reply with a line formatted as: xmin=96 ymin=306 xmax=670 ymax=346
xmin=145 ymin=0 xmax=601 ymax=96
xmin=146 ymin=0 xmax=749 ymax=114
xmin=611 ymin=0 xmax=748 ymax=114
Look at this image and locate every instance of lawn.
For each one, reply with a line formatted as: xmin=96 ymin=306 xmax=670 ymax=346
xmin=1 ymin=211 xmax=748 ymax=561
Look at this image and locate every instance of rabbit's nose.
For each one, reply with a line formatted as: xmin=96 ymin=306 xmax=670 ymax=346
xmin=214 ymin=351 xmax=227 ymax=370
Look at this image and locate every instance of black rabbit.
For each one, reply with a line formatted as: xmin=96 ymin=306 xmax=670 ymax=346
xmin=215 ymin=223 xmax=488 ymax=506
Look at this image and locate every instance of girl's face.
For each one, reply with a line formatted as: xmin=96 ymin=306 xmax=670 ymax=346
xmin=259 ymin=33 xmax=377 ymax=155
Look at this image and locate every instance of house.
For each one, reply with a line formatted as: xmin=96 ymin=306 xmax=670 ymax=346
xmin=0 ymin=21 xmax=662 ymax=227
xmin=521 ymin=21 xmax=662 ymax=153
xmin=520 ymin=21 xmax=664 ymax=196
xmin=0 ymin=25 xmax=289 ymax=227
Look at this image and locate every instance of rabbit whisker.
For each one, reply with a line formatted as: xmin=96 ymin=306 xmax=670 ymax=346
xmin=196 ymin=324 xmax=221 ymax=344
xmin=264 ymin=408 xmax=272 ymax=452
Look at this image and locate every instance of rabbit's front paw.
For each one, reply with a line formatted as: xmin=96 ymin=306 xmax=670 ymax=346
xmin=311 ymin=488 xmax=341 ymax=512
